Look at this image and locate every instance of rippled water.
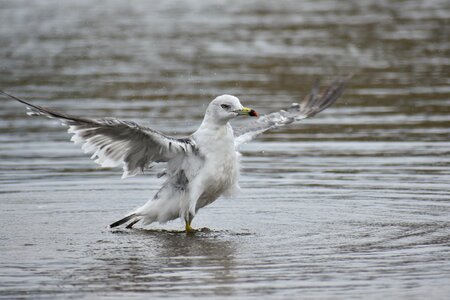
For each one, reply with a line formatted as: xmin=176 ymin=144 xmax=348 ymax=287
xmin=1 ymin=0 xmax=449 ymax=299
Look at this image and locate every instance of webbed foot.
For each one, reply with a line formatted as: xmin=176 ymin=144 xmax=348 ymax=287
xmin=185 ymin=221 xmax=195 ymax=233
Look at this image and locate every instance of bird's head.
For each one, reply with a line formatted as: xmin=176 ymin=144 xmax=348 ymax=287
xmin=206 ymin=95 xmax=258 ymax=124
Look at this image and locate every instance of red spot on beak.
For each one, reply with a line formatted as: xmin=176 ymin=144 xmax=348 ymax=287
xmin=249 ymin=109 xmax=258 ymax=117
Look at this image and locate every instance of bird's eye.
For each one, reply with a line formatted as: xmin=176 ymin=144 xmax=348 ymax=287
xmin=221 ymin=104 xmax=231 ymax=110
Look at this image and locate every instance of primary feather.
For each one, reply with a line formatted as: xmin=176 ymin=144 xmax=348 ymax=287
xmin=0 ymin=90 xmax=194 ymax=179
xmin=233 ymin=77 xmax=349 ymax=145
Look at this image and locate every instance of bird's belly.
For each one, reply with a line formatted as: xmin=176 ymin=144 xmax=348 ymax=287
xmin=204 ymin=160 xmax=235 ymax=194
xmin=196 ymin=152 xmax=239 ymax=209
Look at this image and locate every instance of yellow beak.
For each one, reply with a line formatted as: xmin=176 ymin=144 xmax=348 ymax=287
xmin=237 ymin=106 xmax=258 ymax=117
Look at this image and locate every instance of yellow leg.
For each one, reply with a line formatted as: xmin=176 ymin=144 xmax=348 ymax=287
xmin=185 ymin=220 xmax=194 ymax=233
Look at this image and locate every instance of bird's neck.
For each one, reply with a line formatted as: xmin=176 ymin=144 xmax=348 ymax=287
xmin=194 ymin=117 xmax=234 ymax=147
xmin=198 ymin=113 xmax=229 ymax=131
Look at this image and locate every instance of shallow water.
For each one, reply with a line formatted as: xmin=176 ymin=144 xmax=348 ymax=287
xmin=1 ymin=0 xmax=450 ymax=299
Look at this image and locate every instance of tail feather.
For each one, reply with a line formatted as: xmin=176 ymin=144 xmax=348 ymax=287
xmin=125 ymin=218 xmax=141 ymax=229
xmin=110 ymin=213 xmax=136 ymax=228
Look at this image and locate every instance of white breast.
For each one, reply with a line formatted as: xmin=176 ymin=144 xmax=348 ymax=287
xmin=192 ymin=123 xmax=239 ymax=210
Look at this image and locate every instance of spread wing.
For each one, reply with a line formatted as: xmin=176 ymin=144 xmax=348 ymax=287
xmin=1 ymin=90 xmax=195 ymax=178
xmin=233 ymin=76 xmax=349 ymax=145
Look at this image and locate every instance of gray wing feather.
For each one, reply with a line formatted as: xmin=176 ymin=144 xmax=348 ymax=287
xmin=1 ymin=90 xmax=194 ymax=178
xmin=233 ymin=76 xmax=349 ymax=145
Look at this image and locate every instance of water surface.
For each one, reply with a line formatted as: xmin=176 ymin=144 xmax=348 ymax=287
xmin=1 ymin=0 xmax=449 ymax=299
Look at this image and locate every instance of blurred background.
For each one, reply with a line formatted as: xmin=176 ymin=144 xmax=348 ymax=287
xmin=0 ymin=0 xmax=449 ymax=299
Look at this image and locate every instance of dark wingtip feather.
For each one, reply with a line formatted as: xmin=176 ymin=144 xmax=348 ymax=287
xmin=110 ymin=213 xmax=137 ymax=228
xmin=0 ymin=89 xmax=95 ymax=125
xmin=0 ymin=89 xmax=35 ymax=107
xmin=302 ymin=75 xmax=350 ymax=118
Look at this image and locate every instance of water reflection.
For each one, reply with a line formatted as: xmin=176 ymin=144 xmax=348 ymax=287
xmin=75 ymin=229 xmax=238 ymax=296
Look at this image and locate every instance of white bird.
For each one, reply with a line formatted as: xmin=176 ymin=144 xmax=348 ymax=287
xmin=1 ymin=78 xmax=347 ymax=232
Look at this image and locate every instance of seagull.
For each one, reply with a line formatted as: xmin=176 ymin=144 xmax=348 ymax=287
xmin=1 ymin=77 xmax=347 ymax=232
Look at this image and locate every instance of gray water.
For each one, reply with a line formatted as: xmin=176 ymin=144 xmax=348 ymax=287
xmin=1 ymin=0 xmax=449 ymax=299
